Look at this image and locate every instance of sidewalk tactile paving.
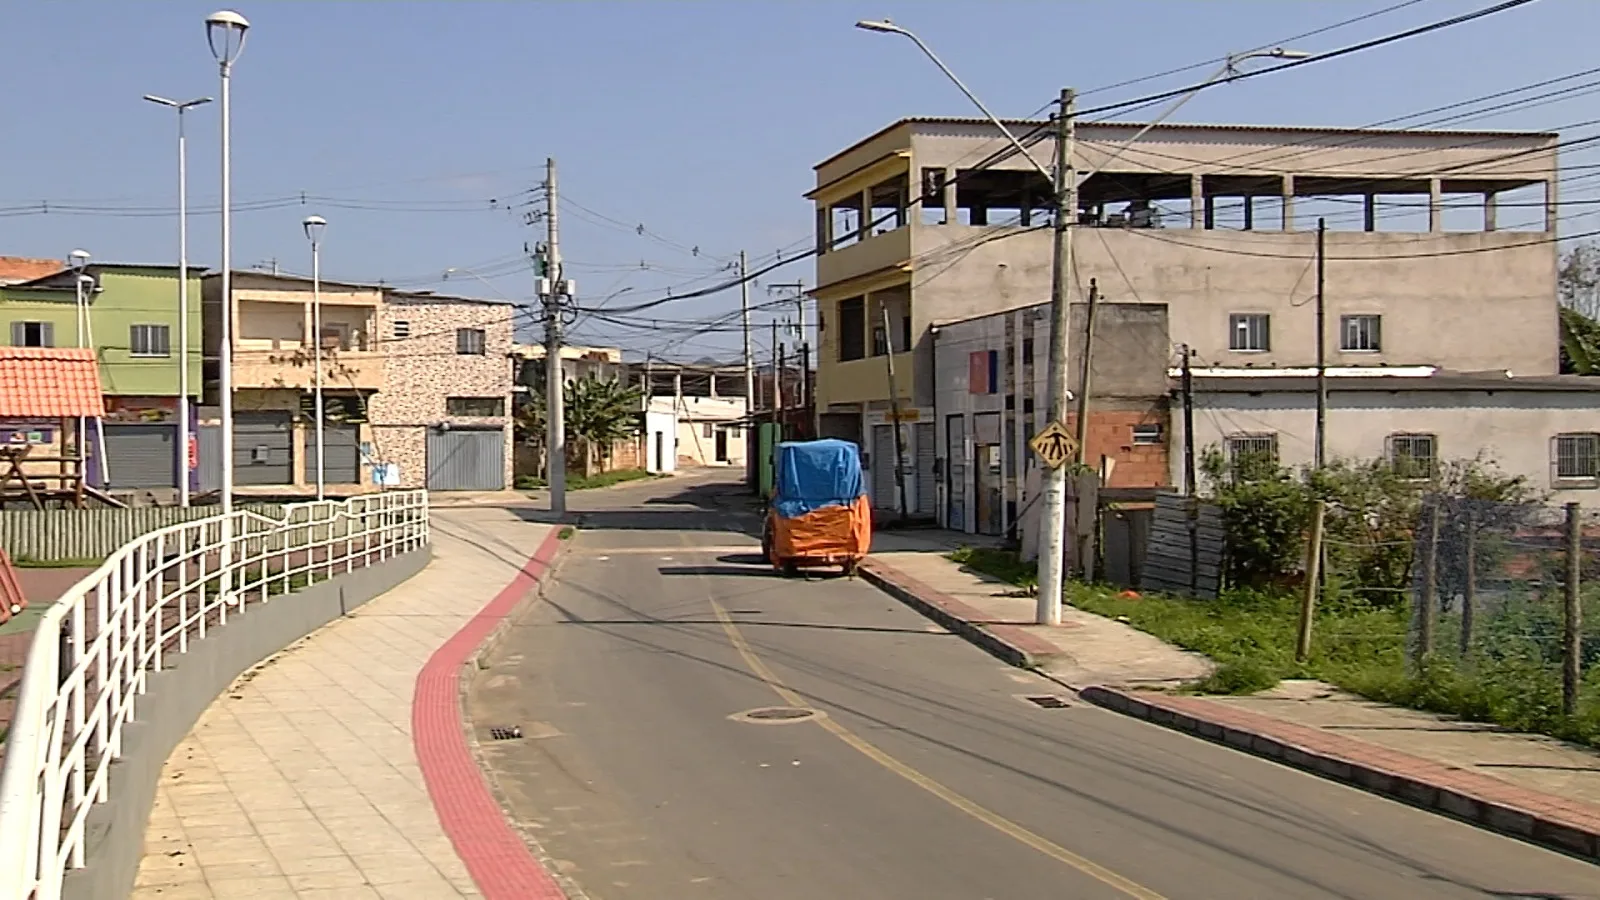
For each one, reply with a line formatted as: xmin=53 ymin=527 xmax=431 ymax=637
xmin=131 ymin=509 xmax=556 ymax=900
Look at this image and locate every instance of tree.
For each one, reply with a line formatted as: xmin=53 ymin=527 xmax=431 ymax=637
xmin=1559 ymin=241 xmax=1600 ymax=319
xmin=562 ymin=376 xmax=644 ymax=477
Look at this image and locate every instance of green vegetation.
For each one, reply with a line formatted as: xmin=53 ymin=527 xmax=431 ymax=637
xmin=558 ymin=526 xmax=576 ymax=541
xmin=948 ymin=547 xmax=1600 ymax=748
xmin=567 ymin=468 xmax=657 ymax=491
xmin=514 ymin=474 xmax=546 ymax=490
xmin=11 ymin=555 xmax=105 ymax=569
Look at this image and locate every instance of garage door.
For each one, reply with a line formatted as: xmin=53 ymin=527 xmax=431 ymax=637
xmin=234 ymin=411 xmax=294 ymax=486
xmin=304 ymin=422 xmax=361 ymax=484
xmin=914 ymin=422 xmax=937 ymax=517
xmin=426 ymin=428 xmax=505 ymax=491
xmin=103 ymin=423 xmax=177 ymax=489
xmin=871 ymin=424 xmax=896 ymax=511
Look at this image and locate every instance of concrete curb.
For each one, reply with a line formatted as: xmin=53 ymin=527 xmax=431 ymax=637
xmin=857 ymin=559 xmax=1062 ymax=670
xmin=467 ymin=528 xmax=575 ymax=671
xmin=1080 ymin=685 xmax=1600 ymax=863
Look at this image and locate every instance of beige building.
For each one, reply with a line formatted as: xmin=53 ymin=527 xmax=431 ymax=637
xmin=809 ymin=116 xmax=1560 ymax=506
xmin=201 ymin=275 xmax=514 ymax=493
xmin=1186 ymin=369 xmax=1600 ymax=505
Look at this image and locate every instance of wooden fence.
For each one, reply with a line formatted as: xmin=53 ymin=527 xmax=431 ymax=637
xmin=1139 ymin=492 xmax=1224 ymax=599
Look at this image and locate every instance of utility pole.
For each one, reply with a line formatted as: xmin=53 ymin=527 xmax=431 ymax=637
xmin=1181 ymin=344 xmax=1199 ymax=596
xmin=544 ymin=157 xmax=567 ymax=516
xmin=1072 ymin=278 xmax=1100 ymax=465
xmin=740 ymin=251 xmax=755 ymax=426
xmin=770 ymin=320 xmax=780 ymax=430
xmin=1315 ymin=217 xmax=1328 ymax=469
xmin=881 ymin=304 xmax=910 ymax=523
xmin=1036 ymin=88 xmax=1076 ymax=627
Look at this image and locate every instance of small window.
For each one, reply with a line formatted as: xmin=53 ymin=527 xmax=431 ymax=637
xmin=727 ymin=426 xmax=741 ymax=439
xmin=1226 ymin=433 xmax=1278 ymax=480
xmin=1132 ymin=423 xmax=1163 ymax=445
xmin=129 ymin=324 xmax=171 ymax=358
xmin=872 ymin=323 xmax=889 ymax=357
xmin=455 ymin=328 xmax=486 ymax=356
xmin=1554 ymin=433 xmax=1600 ymax=484
xmin=703 ymin=423 xmax=714 ymax=438
xmin=9 ymin=321 xmax=54 ymax=347
xmin=838 ymin=297 xmax=865 ymax=361
xmin=1021 ymin=337 xmax=1035 ymax=365
xmin=1388 ymin=433 xmax=1437 ymax=479
xmin=445 ymin=396 xmax=504 ymax=417
xmin=392 ymin=320 xmax=411 ymax=339
xmin=1341 ymin=314 xmax=1381 ymax=352
xmin=1229 ymin=314 xmax=1270 ymax=352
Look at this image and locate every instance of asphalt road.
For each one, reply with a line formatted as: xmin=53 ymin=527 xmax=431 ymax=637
xmin=467 ymin=473 xmax=1600 ymax=900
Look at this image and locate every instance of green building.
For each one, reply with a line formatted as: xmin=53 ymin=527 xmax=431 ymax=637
xmin=1 ymin=264 xmax=205 ymax=492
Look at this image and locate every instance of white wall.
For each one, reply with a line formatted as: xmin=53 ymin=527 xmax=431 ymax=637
xmin=1191 ymin=388 xmax=1600 ymax=504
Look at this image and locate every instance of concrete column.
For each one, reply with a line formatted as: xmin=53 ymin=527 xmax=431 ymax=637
xmin=708 ymin=371 xmax=717 ymax=398
xmin=943 ymin=167 xmax=957 ymax=224
xmin=1363 ymin=194 xmax=1377 ymax=232
xmin=1203 ymin=195 xmax=1216 ymax=230
xmin=1483 ymin=191 xmax=1498 ymax=232
xmin=817 ymin=204 xmax=832 ymax=251
xmin=1190 ymin=174 xmax=1204 ymax=229
xmin=1545 ymin=179 xmax=1558 ymax=232
xmin=1428 ymin=178 xmax=1442 ymax=233
xmin=1242 ymin=196 xmax=1254 ymax=231
xmin=861 ymin=187 xmax=873 ymax=238
xmin=1281 ymin=175 xmax=1296 ymax=231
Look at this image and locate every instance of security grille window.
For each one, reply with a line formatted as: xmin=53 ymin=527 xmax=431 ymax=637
xmin=872 ymin=323 xmax=889 ymax=357
xmin=392 ymin=320 xmax=411 ymax=339
xmin=1132 ymin=423 xmax=1164 ymax=445
xmin=1388 ymin=433 xmax=1437 ymax=479
xmin=1554 ymin=433 xmax=1600 ymax=483
xmin=1341 ymin=314 xmax=1381 ymax=352
xmin=1229 ymin=313 xmax=1270 ymax=352
xmin=9 ymin=321 xmax=54 ymax=347
xmin=445 ymin=396 xmax=504 ymax=417
xmin=455 ymin=328 xmax=486 ymax=356
xmin=1226 ymin=433 xmax=1278 ymax=480
xmin=130 ymin=324 xmax=171 ymax=358
xmin=838 ymin=297 xmax=865 ymax=361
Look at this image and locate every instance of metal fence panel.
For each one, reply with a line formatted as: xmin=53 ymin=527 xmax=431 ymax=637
xmin=1139 ymin=492 xmax=1224 ymax=599
xmin=0 ymin=505 xmax=286 ymax=562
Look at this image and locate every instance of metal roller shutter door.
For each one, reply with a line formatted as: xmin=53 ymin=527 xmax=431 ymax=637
xmin=946 ymin=415 xmax=966 ymax=531
xmin=426 ymin=428 xmax=505 ymax=491
xmin=304 ymin=422 xmax=361 ymax=484
xmin=914 ymin=421 xmax=936 ymax=516
xmin=871 ymin=424 xmax=896 ymax=510
xmin=234 ymin=411 xmax=294 ymax=486
xmin=103 ymin=423 xmax=178 ymax=489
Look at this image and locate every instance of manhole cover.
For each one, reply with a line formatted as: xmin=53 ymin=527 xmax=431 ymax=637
xmin=488 ymin=726 xmax=524 ymax=740
xmin=730 ymin=706 xmax=823 ymax=725
xmin=1020 ymin=695 xmax=1073 ymax=709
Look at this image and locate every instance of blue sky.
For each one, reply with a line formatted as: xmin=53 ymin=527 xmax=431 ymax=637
xmin=2 ymin=0 xmax=1594 ymax=360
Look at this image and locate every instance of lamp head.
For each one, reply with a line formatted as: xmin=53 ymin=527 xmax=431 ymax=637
xmin=68 ymin=249 xmax=90 ymax=272
xmin=302 ymin=215 xmax=326 ymax=243
xmin=1266 ymin=47 xmax=1311 ymax=60
xmin=206 ymin=10 xmax=250 ymax=64
xmin=855 ymin=19 xmax=905 ymax=35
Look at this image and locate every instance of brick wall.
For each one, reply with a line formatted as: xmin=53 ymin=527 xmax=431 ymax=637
xmin=367 ymin=296 xmax=515 ymax=489
xmin=1060 ymin=403 xmax=1169 ymax=488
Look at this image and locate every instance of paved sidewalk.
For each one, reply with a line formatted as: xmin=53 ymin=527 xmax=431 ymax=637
xmin=863 ymin=536 xmax=1212 ymax=687
xmin=132 ymin=507 xmax=554 ymax=900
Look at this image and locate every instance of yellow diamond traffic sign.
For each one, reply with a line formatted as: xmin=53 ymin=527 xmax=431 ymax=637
xmin=1028 ymin=421 xmax=1078 ymax=470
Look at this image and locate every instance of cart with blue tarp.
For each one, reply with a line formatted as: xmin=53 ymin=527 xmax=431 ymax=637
xmin=760 ymin=439 xmax=872 ymax=577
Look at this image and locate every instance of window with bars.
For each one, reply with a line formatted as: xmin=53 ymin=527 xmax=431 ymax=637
xmin=1553 ymin=433 xmax=1600 ymax=484
xmin=1132 ymin=423 xmax=1164 ymax=445
xmin=1229 ymin=313 xmax=1270 ymax=351
xmin=1388 ymin=433 xmax=1437 ymax=479
xmin=1225 ymin=433 xmax=1278 ymax=481
xmin=130 ymin=324 xmax=171 ymax=357
xmin=392 ymin=320 xmax=411 ymax=339
xmin=1341 ymin=314 xmax=1381 ymax=352
xmin=455 ymin=328 xmax=486 ymax=355
xmin=445 ymin=396 xmax=504 ymax=417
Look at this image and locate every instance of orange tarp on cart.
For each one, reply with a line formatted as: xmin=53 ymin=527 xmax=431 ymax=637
xmin=770 ymin=494 xmax=871 ymax=563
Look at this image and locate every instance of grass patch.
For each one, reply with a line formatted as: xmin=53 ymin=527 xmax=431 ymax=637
xmin=557 ymin=526 xmax=575 ymax=541
xmin=944 ymin=545 xmax=1600 ymax=747
xmin=514 ymin=474 xmax=546 ymax=490
xmin=12 ymin=555 xmax=104 ymax=569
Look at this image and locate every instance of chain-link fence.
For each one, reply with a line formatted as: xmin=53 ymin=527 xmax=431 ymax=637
xmin=1396 ymin=496 xmax=1598 ymax=716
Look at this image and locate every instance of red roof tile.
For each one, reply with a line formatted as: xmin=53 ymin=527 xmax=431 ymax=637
xmin=0 ymin=256 xmax=63 ymax=284
xmin=0 ymin=348 xmax=104 ymax=418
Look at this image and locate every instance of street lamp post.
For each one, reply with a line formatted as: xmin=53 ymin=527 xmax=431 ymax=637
xmin=69 ymin=251 xmax=94 ymax=485
xmin=207 ymin=9 xmax=248 ymax=515
xmin=144 ymin=94 xmax=212 ymax=507
xmin=304 ymin=216 xmax=327 ymax=501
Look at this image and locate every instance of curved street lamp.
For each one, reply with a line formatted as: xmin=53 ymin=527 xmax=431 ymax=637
xmin=207 ymin=9 xmax=249 ymax=515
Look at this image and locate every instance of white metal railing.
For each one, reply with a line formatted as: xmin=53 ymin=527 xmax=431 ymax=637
xmin=0 ymin=490 xmax=430 ymax=900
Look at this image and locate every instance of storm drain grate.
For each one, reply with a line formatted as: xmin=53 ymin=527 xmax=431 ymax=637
xmin=488 ymin=726 xmax=524 ymax=740
xmin=746 ymin=707 xmax=816 ymax=721
xmin=1022 ymin=695 xmax=1073 ymax=709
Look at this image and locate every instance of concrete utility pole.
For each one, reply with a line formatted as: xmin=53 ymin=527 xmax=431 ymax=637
xmin=544 ymin=157 xmax=567 ymax=516
xmin=1036 ymin=88 xmax=1077 ymax=627
xmin=881 ymin=304 xmax=910 ymax=523
xmin=1072 ymin=278 xmax=1100 ymax=466
xmin=1314 ymin=217 xmax=1328 ymax=469
xmin=740 ymin=251 xmax=755 ymax=419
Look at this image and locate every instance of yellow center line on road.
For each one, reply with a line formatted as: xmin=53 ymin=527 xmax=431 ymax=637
xmin=709 ymin=599 xmax=1166 ymax=900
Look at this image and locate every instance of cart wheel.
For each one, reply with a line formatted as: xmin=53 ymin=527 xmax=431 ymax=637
xmin=760 ymin=526 xmax=772 ymax=563
xmin=842 ymin=560 xmax=858 ymax=578
xmin=781 ymin=561 xmax=799 ymax=579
